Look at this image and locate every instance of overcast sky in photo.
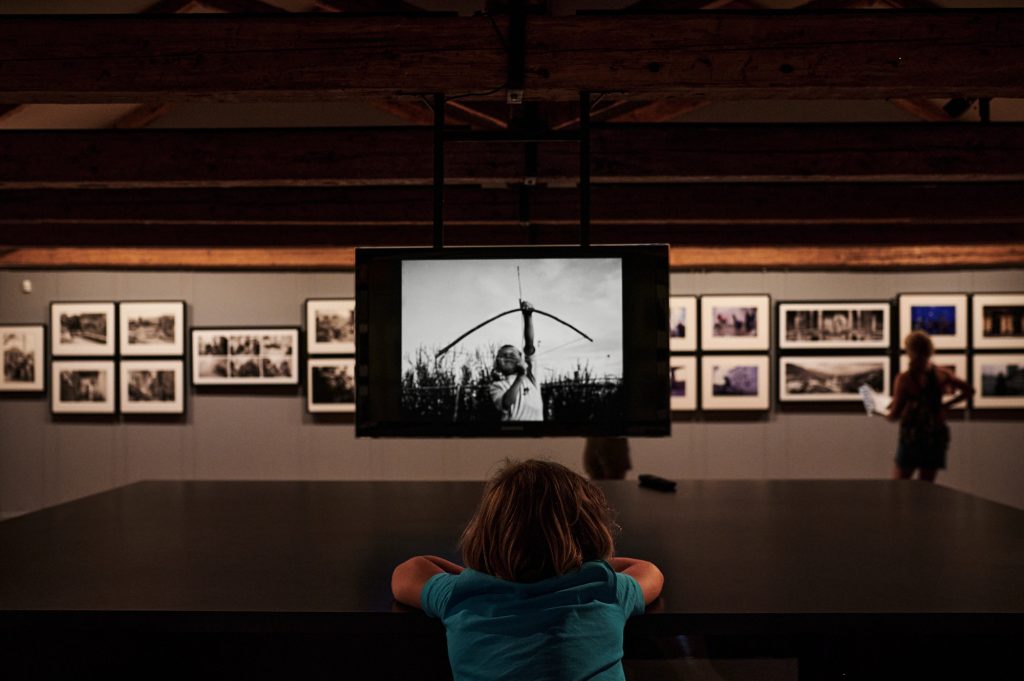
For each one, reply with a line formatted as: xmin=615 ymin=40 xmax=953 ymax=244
xmin=402 ymin=258 xmax=623 ymax=380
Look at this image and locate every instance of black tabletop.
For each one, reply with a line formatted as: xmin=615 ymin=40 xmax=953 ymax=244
xmin=1 ymin=480 xmax=1021 ymax=634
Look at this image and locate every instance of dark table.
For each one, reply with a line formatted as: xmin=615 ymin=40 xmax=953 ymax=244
xmin=2 ymin=480 xmax=1022 ymax=679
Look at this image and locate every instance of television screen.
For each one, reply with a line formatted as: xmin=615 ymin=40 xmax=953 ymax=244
xmin=356 ymin=245 xmax=669 ymax=437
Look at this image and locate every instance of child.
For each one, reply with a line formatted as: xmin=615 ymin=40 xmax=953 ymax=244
xmin=391 ymin=459 xmax=664 ymax=681
xmin=489 ymin=301 xmax=544 ymax=421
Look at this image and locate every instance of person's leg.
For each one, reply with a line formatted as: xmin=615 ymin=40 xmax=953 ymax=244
xmin=892 ymin=466 xmax=914 ymax=480
xmin=918 ymin=468 xmax=938 ymax=483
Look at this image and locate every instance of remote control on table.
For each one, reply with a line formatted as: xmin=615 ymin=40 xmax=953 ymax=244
xmin=638 ymin=474 xmax=676 ymax=493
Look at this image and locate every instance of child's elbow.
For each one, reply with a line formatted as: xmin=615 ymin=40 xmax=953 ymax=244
xmin=391 ymin=558 xmax=422 ymax=608
xmin=644 ymin=563 xmax=665 ymax=605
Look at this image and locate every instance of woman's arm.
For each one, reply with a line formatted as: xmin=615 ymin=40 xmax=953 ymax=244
xmin=608 ymin=556 xmax=664 ymax=605
xmin=938 ymin=368 xmax=974 ymax=407
xmin=391 ymin=555 xmax=464 ymax=608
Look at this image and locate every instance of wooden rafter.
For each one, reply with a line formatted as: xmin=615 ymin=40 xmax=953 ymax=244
xmin=2 ymin=184 xmax=1021 ymax=246
xmin=2 ymin=13 xmax=1022 ymax=102
xmin=196 ymin=0 xmax=287 ymax=12
xmin=1 ymin=244 xmax=1020 ymax=271
xmin=314 ymin=0 xmax=435 ymax=13
xmin=110 ymin=104 xmax=178 ymax=129
xmin=3 ymin=125 xmax=1022 ymax=188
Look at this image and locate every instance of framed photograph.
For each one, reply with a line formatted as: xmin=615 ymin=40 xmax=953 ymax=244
xmin=669 ymin=355 xmax=697 ymax=412
xmin=972 ymin=353 xmax=1024 ymax=409
xmin=51 ymin=302 xmax=116 ymax=357
xmin=780 ymin=355 xmax=889 ymax=403
xmin=192 ymin=328 xmax=299 ymax=386
xmin=119 ymin=301 xmax=185 ymax=356
xmin=120 ymin=360 xmax=184 ymax=414
xmin=778 ymin=301 xmax=890 ymax=350
xmin=51 ymin=360 xmax=116 ymax=414
xmin=701 ymin=354 xmax=770 ymax=411
xmin=308 ymin=357 xmax=356 ymax=413
xmin=897 ymin=294 xmax=967 ymax=351
xmin=668 ymin=295 xmax=698 ymax=352
xmin=898 ymin=354 xmax=968 ymax=410
xmin=701 ymin=295 xmax=771 ymax=351
xmin=972 ymin=294 xmax=1024 ymax=350
xmin=306 ymin=299 xmax=355 ymax=355
xmin=1 ymin=324 xmax=46 ymax=393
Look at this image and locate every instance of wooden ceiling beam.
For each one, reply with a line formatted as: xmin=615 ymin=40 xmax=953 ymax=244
xmin=2 ymin=243 xmax=1020 ymax=271
xmin=4 ymin=182 xmax=1019 ymax=232
xmin=2 ymin=12 xmax=1022 ymax=102
xmin=3 ymin=124 xmax=1022 ymax=188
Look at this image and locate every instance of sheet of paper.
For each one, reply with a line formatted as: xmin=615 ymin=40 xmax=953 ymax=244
xmin=858 ymin=384 xmax=892 ymax=416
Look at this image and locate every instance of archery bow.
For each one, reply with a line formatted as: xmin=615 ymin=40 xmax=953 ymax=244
xmin=435 ymin=268 xmax=594 ymax=358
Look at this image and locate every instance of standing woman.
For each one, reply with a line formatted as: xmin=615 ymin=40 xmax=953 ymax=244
xmin=888 ymin=330 xmax=973 ymax=482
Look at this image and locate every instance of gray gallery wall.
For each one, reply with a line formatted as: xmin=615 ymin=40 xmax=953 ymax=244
xmin=2 ymin=267 xmax=1023 ymax=519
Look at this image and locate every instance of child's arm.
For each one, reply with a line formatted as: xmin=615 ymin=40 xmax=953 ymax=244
xmin=391 ymin=555 xmax=464 ymax=609
xmin=608 ymin=556 xmax=664 ymax=605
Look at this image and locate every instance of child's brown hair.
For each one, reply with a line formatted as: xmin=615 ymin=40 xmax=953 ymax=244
xmin=459 ymin=459 xmax=616 ymax=583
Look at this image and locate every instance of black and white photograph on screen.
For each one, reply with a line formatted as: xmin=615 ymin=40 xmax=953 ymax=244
xmin=972 ymin=354 xmax=1024 ymax=409
xmin=701 ymin=355 xmax=770 ymax=410
xmin=1 ymin=325 xmax=45 ymax=393
xmin=669 ymin=296 xmax=697 ymax=352
xmin=779 ymin=302 xmax=890 ymax=350
xmin=118 ymin=301 xmax=185 ymax=356
xmin=306 ymin=299 xmax=355 ymax=355
xmin=700 ymin=295 xmax=770 ymax=351
xmin=51 ymin=360 xmax=116 ymax=414
xmin=119 ymin=360 xmax=184 ymax=414
xmin=898 ymin=294 xmax=967 ymax=351
xmin=780 ymin=356 xmax=890 ymax=403
xmin=401 ymin=258 xmax=623 ymax=424
xmin=973 ymin=294 xmax=1024 ymax=350
xmin=50 ymin=302 xmax=116 ymax=357
xmin=308 ymin=357 xmax=356 ymax=413
xmin=898 ymin=353 xmax=968 ymax=410
xmin=191 ymin=328 xmax=299 ymax=385
xmin=669 ymin=355 xmax=696 ymax=412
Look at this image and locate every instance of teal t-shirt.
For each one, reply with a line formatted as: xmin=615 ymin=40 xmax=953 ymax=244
xmin=421 ymin=560 xmax=645 ymax=681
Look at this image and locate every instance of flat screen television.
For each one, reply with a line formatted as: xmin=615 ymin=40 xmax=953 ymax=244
xmin=355 ymin=244 xmax=670 ymax=437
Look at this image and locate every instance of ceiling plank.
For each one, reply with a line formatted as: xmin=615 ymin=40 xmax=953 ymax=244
xmin=197 ymin=0 xmax=288 ymax=11
xmin=2 ymin=184 xmax=1021 ymax=248
xmin=110 ymin=103 xmax=178 ymax=129
xmin=3 ymin=124 xmax=1022 ymax=188
xmin=602 ymin=99 xmax=711 ymax=124
xmin=2 ymin=243 xmax=1020 ymax=271
xmin=2 ymin=12 xmax=1022 ymax=102
xmin=314 ymin=1 xmax=437 ymax=13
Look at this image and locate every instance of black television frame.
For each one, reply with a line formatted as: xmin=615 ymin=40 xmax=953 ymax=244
xmin=355 ymin=244 xmax=670 ymax=438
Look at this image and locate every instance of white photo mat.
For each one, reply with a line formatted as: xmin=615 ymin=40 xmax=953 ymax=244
xmin=120 ymin=359 xmax=185 ymax=414
xmin=701 ymin=354 xmax=770 ymax=410
xmin=51 ymin=302 xmax=116 ymax=357
xmin=972 ymin=294 xmax=1024 ymax=350
xmin=972 ymin=353 xmax=1024 ymax=409
xmin=778 ymin=301 xmax=890 ymax=350
xmin=307 ymin=357 xmax=356 ymax=413
xmin=669 ymin=355 xmax=697 ymax=412
xmin=192 ymin=328 xmax=300 ymax=386
xmin=306 ymin=299 xmax=356 ymax=355
xmin=897 ymin=294 xmax=967 ymax=351
xmin=1 ymin=324 xmax=45 ymax=392
xmin=668 ymin=296 xmax=698 ymax=352
xmin=119 ymin=301 xmax=186 ymax=356
xmin=701 ymin=295 xmax=770 ymax=351
xmin=52 ymin=359 xmax=116 ymax=414
xmin=779 ymin=355 xmax=890 ymax=403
